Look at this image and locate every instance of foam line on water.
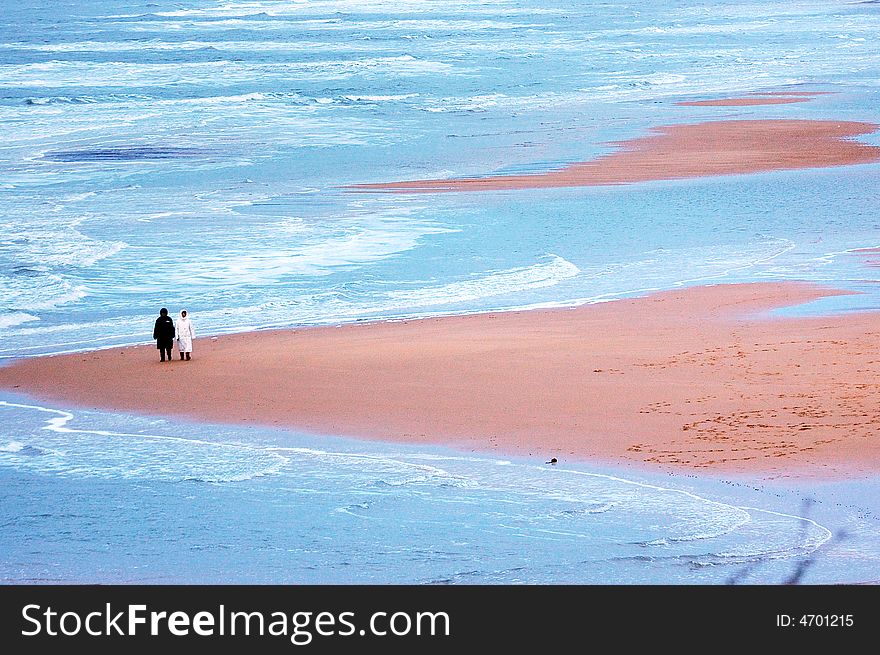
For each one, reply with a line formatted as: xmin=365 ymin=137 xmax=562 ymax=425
xmin=506 ymin=462 xmax=832 ymax=551
xmin=446 ymin=456 xmax=833 ymax=556
xmin=0 ymin=313 xmax=39 ymax=329
xmin=0 ymin=400 xmax=836 ymax=566
xmin=275 ymin=446 xmax=832 ymax=555
xmin=0 ymin=400 xmax=466 ymax=486
xmin=0 ymin=400 xmax=290 ymax=481
xmin=266 ymin=445 xmax=469 ymax=486
xmin=0 ymin=58 xmax=457 ymax=89
xmin=0 ymin=399 xmax=274 ymax=451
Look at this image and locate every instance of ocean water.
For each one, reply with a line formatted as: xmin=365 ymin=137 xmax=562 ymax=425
xmin=3 ymin=396 xmax=879 ymax=585
xmin=2 ymin=0 xmax=880 ymax=584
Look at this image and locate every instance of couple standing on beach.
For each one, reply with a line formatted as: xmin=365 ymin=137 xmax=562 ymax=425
xmin=153 ymin=308 xmax=196 ymax=362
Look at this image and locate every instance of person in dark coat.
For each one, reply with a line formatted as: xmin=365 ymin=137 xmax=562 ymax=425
xmin=153 ymin=307 xmax=175 ymax=362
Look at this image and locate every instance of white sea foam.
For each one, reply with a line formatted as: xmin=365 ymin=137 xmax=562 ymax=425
xmin=61 ymin=191 xmax=97 ymax=203
xmin=0 ymin=273 xmax=87 ymax=312
xmin=382 ymin=254 xmax=579 ymax=307
xmin=524 ymin=465 xmax=830 ymax=552
xmin=141 ymin=0 xmax=559 ymax=19
xmin=135 ymin=210 xmax=191 ymax=223
xmin=0 ymin=312 xmax=39 ymax=329
xmin=174 ymin=214 xmax=452 ymax=284
xmin=191 ymin=253 xmax=580 ymax=329
xmin=0 ymin=57 xmax=456 ymax=89
xmin=0 ymin=214 xmax=128 ymax=268
xmin=2 ymin=93 xmax=395 ymax=155
xmin=0 ymin=401 xmax=289 ymax=483
xmin=712 ymin=508 xmax=832 ymax=560
xmin=1 ymin=40 xmax=381 ymax=53
xmin=271 ymin=446 xmax=466 ymax=488
xmin=616 ymin=21 xmax=776 ymax=36
xmin=341 ymin=93 xmax=421 ymax=102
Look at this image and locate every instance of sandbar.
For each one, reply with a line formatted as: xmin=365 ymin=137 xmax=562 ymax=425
xmin=2 ymin=282 xmax=879 ymax=478
xmin=348 ymin=119 xmax=880 ymax=193
xmin=675 ymin=97 xmax=810 ymax=106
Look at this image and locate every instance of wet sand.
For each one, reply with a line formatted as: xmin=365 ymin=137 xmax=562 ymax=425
xmin=675 ymin=97 xmax=810 ymax=106
xmin=348 ymin=119 xmax=880 ymax=192
xmin=676 ymin=91 xmax=833 ymax=106
xmin=2 ymin=282 xmax=879 ymax=478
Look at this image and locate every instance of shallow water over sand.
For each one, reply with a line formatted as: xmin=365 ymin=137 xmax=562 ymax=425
xmin=2 ymin=397 xmax=878 ymax=584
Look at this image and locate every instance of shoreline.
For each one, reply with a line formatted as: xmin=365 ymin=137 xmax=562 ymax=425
xmin=2 ymin=281 xmax=879 ymax=479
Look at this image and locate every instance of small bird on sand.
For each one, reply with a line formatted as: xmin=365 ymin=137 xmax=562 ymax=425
xmin=546 ymin=457 xmax=557 ymax=464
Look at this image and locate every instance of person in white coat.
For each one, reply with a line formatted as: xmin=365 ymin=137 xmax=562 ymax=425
xmin=176 ymin=309 xmax=195 ymax=361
